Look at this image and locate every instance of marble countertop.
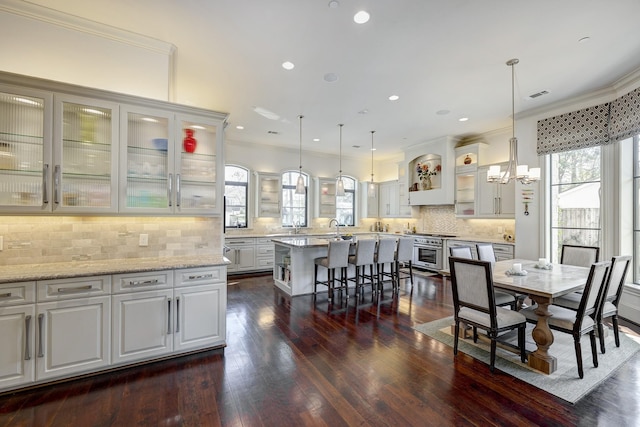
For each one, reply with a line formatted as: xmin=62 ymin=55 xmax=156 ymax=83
xmin=271 ymin=235 xmax=382 ymax=248
xmin=0 ymin=255 xmax=229 ymax=284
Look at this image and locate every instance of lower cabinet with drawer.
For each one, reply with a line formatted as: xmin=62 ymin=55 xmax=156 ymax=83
xmin=0 ymin=265 xmax=227 ymax=393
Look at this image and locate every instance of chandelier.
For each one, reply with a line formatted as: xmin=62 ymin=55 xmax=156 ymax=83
xmin=487 ymin=59 xmax=540 ymax=185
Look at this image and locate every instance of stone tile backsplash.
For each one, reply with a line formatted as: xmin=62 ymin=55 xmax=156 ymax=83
xmin=0 ymin=216 xmax=222 ymax=266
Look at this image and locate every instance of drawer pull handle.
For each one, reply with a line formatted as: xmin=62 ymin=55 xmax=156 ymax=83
xmin=187 ymin=274 xmax=213 ymax=280
xmin=43 ymin=164 xmax=49 ymax=204
xmin=176 ymin=297 xmax=180 ymax=333
xmin=0 ymin=292 xmax=12 ymax=299
xmin=25 ymin=315 xmax=32 ymax=361
xmin=57 ymin=285 xmax=93 ymax=293
xmin=128 ymin=279 xmax=159 ymax=286
xmin=37 ymin=314 xmax=44 ymax=358
xmin=167 ymin=298 xmax=172 ymax=334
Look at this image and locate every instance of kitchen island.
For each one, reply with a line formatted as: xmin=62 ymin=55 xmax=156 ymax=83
xmin=271 ymin=235 xmax=381 ymax=296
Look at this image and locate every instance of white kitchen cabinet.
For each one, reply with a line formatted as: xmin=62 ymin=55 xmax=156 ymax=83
xmin=493 ymin=243 xmax=515 ymax=261
xmin=360 ymin=182 xmax=378 ymax=218
xmin=477 ymin=165 xmax=515 ymax=217
xmin=119 ymin=107 xmax=224 ymax=215
xmin=378 ymin=180 xmax=399 ymax=218
xmin=225 ymin=237 xmax=257 ymax=273
xmin=0 ymin=282 xmax=36 ymax=391
xmin=314 ymin=177 xmax=336 ymax=218
xmin=255 ymin=172 xmax=282 ymax=217
xmin=255 ymin=238 xmax=275 ymax=271
xmin=173 ymin=267 xmax=226 ymax=352
xmin=36 ymin=295 xmax=111 ymax=381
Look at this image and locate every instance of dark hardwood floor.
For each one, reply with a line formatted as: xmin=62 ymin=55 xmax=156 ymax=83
xmin=2 ymin=272 xmax=640 ymax=426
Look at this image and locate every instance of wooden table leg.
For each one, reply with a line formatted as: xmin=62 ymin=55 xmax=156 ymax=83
xmin=527 ymin=295 xmax=557 ymax=374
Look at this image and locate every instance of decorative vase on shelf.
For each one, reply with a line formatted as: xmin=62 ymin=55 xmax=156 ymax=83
xmin=464 ymin=155 xmax=472 ymax=165
xmin=183 ymin=128 xmax=197 ymax=153
xmin=422 ymin=176 xmax=432 ymax=190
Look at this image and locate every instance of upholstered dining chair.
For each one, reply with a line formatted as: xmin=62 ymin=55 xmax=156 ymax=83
xmin=314 ymin=239 xmax=352 ymax=304
xmin=554 ymin=255 xmax=631 ymax=353
xmin=394 ymin=237 xmax=415 ymax=290
xmin=450 ymin=245 xmax=517 ymax=310
xmin=347 ymin=238 xmax=377 ymax=300
xmin=561 ymin=244 xmax=600 ymax=268
xmin=521 ymin=261 xmax=611 ymax=378
xmin=476 ymin=242 xmax=526 ymax=310
xmin=448 ymin=257 xmax=527 ymax=372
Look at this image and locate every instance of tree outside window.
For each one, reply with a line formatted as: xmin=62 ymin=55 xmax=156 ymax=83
xmin=549 ymin=146 xmax=601 ymax=262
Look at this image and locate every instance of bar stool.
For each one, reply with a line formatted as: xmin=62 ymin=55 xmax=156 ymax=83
xmin=347 ymin=238 xmax=377 ymax=300
xmin=394 ymin=237 xmax=415 ymax=290
xmin=314 ymin=239 xmax=352 ymax=304
xmin=375 ymin=238 xmax=397 ymax=294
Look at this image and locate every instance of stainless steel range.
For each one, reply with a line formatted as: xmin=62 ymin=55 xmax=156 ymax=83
xmin=413 ymin=235 xmax=444 ymax=271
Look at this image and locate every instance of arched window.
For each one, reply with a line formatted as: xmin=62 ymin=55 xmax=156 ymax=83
xmin=336 ymin=176 xmax=356 ymax=226
xmin=225 ymin=165 xmax=249 ymax=228
xmin=282 ymin=171 xmax=308 ymax=227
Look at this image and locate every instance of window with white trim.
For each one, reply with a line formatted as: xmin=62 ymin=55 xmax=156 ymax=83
xmin=282 ymin=171 xmax=308 ymax=227
xmin=225 ymin=165 xmax=249 ymax=228
xmin=336 ymin=176 xmax=356 ymax=226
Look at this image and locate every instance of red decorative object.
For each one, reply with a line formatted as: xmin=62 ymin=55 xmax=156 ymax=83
xmin=183 ymin=128 xmax=197 ymax=153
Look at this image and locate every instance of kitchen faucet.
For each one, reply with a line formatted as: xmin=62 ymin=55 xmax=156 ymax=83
xmin=293 ymin=221 xmax=301 ymax=235
xmin=329 ymin=218 xmax=340 ymax=238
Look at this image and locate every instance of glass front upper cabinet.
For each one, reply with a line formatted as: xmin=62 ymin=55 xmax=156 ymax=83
xmin=0 ymin=85 xmax=52 ymax=212
xmin=53 ymin=94 xmax=119 ymax=212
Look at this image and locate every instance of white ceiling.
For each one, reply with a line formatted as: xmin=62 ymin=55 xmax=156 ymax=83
xmin=25 ymin=0 xmax=640 ymax=159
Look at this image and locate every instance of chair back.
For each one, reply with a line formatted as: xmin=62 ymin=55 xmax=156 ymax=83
xmin=376 ymin=239 xmax=396 ymax=264
xmin=575 ymin=261 xmax=611 ymax=329
xmin=352 ymin=238 xmax=376 ymax=266
xmin=326 ymin=240 xmax=351 ymax=269
xmin=449 ymin=257 xmax=496 ymax=326
xmin=603 ymin=255 xmax=632 ymax=305
xmin=449 ymin=245 xmax=473 ymax=259
xmin=561 ymin=244 xmax=600 ymax=267
xmin=476 ymin=243 xmax=496 ymax=263
xmin=396 ymin=237 xmax=414 ymax=262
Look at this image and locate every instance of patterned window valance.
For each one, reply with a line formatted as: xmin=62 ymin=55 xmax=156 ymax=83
xmin=537 ymin=86 xmax=640 ymax=155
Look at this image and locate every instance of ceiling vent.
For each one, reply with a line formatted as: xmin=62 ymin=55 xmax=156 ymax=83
xmin=267 ymin=130 xmax=279 ymax=135
xmin=527 ymin=90 xmax=549 ymax=100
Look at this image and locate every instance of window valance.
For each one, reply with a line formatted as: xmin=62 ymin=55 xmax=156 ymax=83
xmin=537 ymin=86 xmax=640 ymax=155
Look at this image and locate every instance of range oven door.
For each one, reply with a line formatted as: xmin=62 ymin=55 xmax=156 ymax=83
xmin=413 ymin=245 xmax=443 ymax=270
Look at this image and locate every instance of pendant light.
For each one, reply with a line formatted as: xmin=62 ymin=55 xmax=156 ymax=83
xmin=295 ymin=115 xmax=305 ymax=194
xmin=487 ymin=59 xmax=540 ymax=185
xmin=336 ymin=123 xmax=345 ymax=196
xmin=368 ymin=130 xmax=376 ymax=198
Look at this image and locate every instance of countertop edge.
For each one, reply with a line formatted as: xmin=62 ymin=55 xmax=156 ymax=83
xmin=0 ymin=255 xmax=229 ymax=284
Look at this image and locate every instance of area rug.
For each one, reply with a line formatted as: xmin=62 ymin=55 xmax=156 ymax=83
xmin=413 ymin=316 xmax=640 ymax=404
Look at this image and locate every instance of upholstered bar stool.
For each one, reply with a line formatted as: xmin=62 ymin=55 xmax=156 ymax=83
xmin=394 ymin=237 xmax=415 ymax=291
xmin=347 ymin=238 xmax=377 ymax=300
xmin=375 ymin=238 xmax=397 ymax=294
xmin=314 ymin=239 xmax=352 ymax=304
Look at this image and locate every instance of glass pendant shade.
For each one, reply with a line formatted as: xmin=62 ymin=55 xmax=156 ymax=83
xmin=487 ymin=59 xmax=540 ymax=185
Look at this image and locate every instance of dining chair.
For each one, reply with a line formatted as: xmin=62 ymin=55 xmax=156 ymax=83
xmin=521 ymin=261 xmax=611 ymax=379
xmin=476 ymin=243 xmax=527 ymax=310
xmin=554 ymin=255 xmax=632 ymax=353
xmin=314 ymin=239 xmax=352 ymax=304
xmin=560 ymin=244 xmax=600 ymax=268
xmin=448 ymin=257 xmax=527 ymax=372
xmin=394 ymin=237 xmax=415 ymax=289
xmin=347 ymin=238 xmax=377 ymax=300
xmin=450 ymin=244 xmax=517 ymax=310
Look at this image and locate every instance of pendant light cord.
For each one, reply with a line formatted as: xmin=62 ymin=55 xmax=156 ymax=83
xmin=370 ymin=130 xmax=375 ymax=182
xmin=298 ymin=115 xmax=303 ymax=172
xmin=339 ymin=124 xmax=343 ymax=177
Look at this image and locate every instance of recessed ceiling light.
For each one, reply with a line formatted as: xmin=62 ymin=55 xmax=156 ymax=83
xmin=354 ymin=11 xmax=370 ymax=24
xmin=458 ymin=117 xmax=469 ymax=122
xmin=328 ymin=0 xmax=339 ymax=8
xmin=388 ymin=95 xmax=399 ymax=101
xmin=282 ymin=61 xmax=295 ymax=70
xmin=370 ymin=148 xmax=377 ymax=151
xmin=236 ymin=125 xmax=244 ymax=130
xmin=313 ymin=138 xmax=320 ymax=142
xmin=358 ymin=109 xmax=369 ymax=115
xmin=578 ymin=36 xmax=591 ymax=43
xmin=436 ymin=109 xmax=450 ymax=115
xmin=324 ymin=72 xmax=339 ymax=82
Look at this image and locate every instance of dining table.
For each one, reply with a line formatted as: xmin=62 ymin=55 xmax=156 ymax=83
xmin=491 ymin=258 xmax=591 ymax=374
